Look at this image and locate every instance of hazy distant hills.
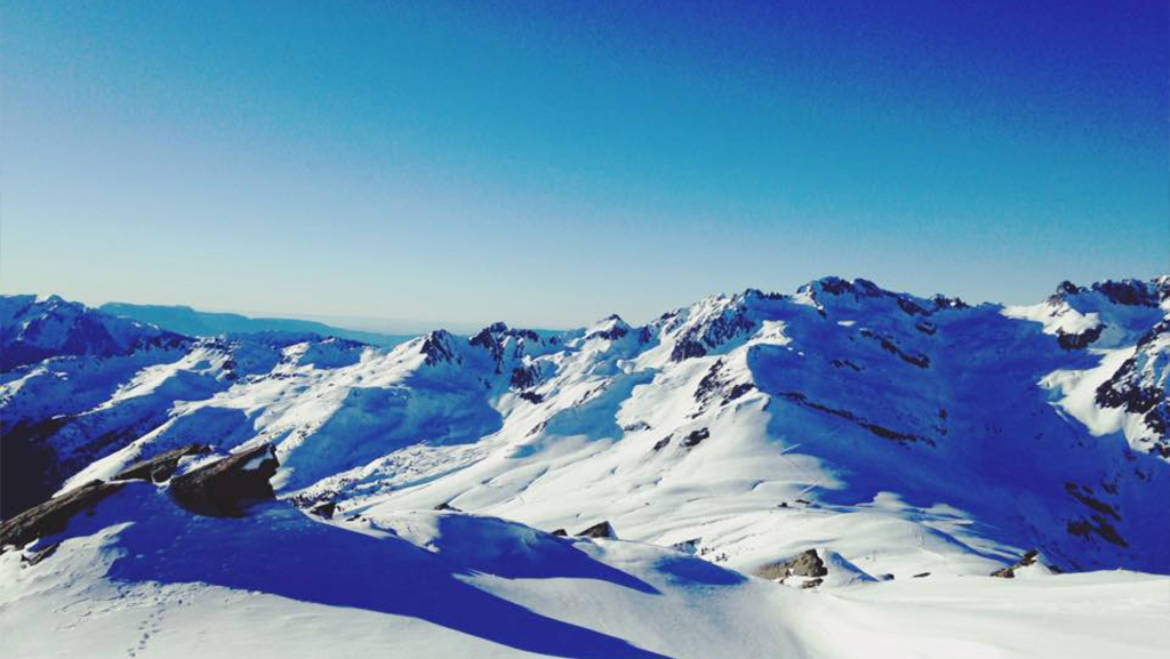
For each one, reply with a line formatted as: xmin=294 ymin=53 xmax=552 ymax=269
xmin=99 ymin=302 xmax=415 ymax=348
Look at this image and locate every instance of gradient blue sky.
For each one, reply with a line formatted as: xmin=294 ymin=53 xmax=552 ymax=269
xmin=2 ymin=1 xmax=1166 ymax=329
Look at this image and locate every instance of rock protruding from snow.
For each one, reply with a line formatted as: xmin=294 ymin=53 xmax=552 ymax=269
xmin=170 ymin=444 xmax=279 ymax=517
xmin=754 ymin=549 xmax=828 ymax=586
xmin=0 ymin=480 xmax=124 ymax=550
xmin=1094 ymin=319 xmax=1170 ymax=457
xmin=990 ymin=549 xmax=1059 ymax=578
xmin=114 ymin=444 xmax=210 ymax=483
xmin=577 ymin=521 xmax=615 ymax=539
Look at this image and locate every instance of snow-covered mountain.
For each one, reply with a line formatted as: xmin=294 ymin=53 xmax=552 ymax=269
xmin=2 ymin=277 xmax=1168 ymax=657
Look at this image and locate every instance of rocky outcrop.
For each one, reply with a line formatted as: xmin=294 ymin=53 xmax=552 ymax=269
xmin=419 ymin=330 xmax=460 ymax=366
xmin=681 ymin=428 xmax=710 ymax=448
xmin=0 ymin=480 xmax=124 ymax=550
xmin=170 ymin=444 xmax=278 ymax=517
xmin=309 ymin=501 xmax=337 ymax=519
xmin=753 ymin=549 xmax=828 ymax=585
xmin=577 ymin=521 xmax=615 ymax=539
xmin=989 ymin=549 xmax=1061 ymax=578
xmin=1094 ymin=319 xmax=1169 ymax=456
xmin=1056 ymin=326 xmax=1104 ymax=350
xmin=115 ymin=444 xmax=210 ymax=482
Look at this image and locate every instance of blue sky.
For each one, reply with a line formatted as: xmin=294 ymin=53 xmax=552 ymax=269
xmin=2 ymin=1 xmax=1166 ymax=329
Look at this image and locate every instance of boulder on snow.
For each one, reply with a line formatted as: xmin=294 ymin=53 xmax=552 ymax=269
xmin=115 ymin=444 xmax=211 ymax=482
xmin=550 ymin=528 xmax=568 ymax=536
xmin=0 ymin=479 xmax=124 ymax=550
xmin=170 ymin=443 xmax=278 ymax=517
xmin=753 ymin=549 xmax=828 ymax=582
xmin=577 ymin=521 xmax=615 ymax=539
xmin=309 ymin=501 xmax=337 ymax=519
xmin=990 ymin=549 xmax=1060 ymax=578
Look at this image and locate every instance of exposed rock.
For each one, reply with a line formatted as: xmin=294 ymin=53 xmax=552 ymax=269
xmin=912 ymin=572 xmax=931 ymax=578
xmin=915 ymin=321 xmax=937 ymax=335
xmin=419 ymin=330 xmax=459 ymax=366
xmin=309 ymin=501 xmax=337 ymax=519
xmin=779 ymin=392 xmax=935 ymax=446
xmin=990 ymin=549 xmax=1042 ymax=578
xmin=550 ymin=528 xmax=567 ymax=537
xmin=169 ymin=443 xmax=278 ymax=517
xmin=20 ymin=542 xmax=60 ymax=566
xmin=434 ymin=502 xmax=460 ymax=512
xmin=114 ymin=444 xmax=210 ymax=482
xmin=1092 ymin=280 xmax=1159 ymax=306
xmin=0 ymin=479 xmax=124 ymax=550
xmin=510 ymin=364 xmax=541 ymax=390
xmin=577 ymin=521 xmax=615 ymax=539
xmin=652 ymin=436 xmax=672 ymax=451
xmin=670 ymin=337 xmax=707 ymax=361
xmin=1056 ymin=325 xmax=1104 ymax=350
xmin=859 ymin=328 xmax=930 ymax=368
xmin=682 ymin=428 xmax=710 ymax=448
xmin=754 ymin=549 xmax=828 ymax=581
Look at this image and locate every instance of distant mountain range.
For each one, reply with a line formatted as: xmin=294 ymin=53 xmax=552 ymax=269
xmin=99 ymin=302 xmax=416 ymax=348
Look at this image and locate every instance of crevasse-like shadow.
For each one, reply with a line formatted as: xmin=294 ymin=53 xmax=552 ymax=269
xmin=78 ymin=488 xmax=671 ymax=659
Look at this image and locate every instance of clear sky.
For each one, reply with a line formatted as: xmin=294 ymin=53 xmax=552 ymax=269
xmin=2 ymin=1 xmax=1166 ymax=329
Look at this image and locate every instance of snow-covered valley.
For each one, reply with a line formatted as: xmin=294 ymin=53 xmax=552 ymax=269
xmin=2 ymin=277 xmax=1168 ymax=658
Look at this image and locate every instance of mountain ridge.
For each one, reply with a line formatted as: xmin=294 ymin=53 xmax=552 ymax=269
xmin=2 ymin=275 xmax=1167 ymax=576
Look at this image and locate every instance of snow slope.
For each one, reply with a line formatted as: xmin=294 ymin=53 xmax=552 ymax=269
xmin=1 ymin=482 xmax=1166 ymax=659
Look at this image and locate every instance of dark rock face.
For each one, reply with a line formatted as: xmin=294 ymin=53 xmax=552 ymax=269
xmin=577 ymin=521 xmax=615 ymax=539
xmin=682 ymin=428 xmax=710 ymax=448
xmin=115 ymin=444 xmax=210 ymax=482
xmin=693 ymin=360 xmax=755 ymax=413
xmin=778 ymin=392 xmax=935 ymax=446
xmin=0 ymin=479 xmax=124 ymax=550
xmin=510 ymin=364 xmax=541 ymax=390
xmin=550 ymin=528 xmax=567 ymax=537
xmin=419 ymin=331 xmax=459 ymax=366
xmin=754 ymin=549 xmax=828 ymax=582
xmin=310 ymin=502 xmax=337 ymax=519
xmin=670 ymin=338 xmax=707 ymax=362
xmin=859 ymin=328 xmax=930 ymax=368
xmin=170 ymin=444 xmax=278 ymax=517
xmin=1056 ymin=325 xmax=1104 ymax=350
xmin=1093 ymin=320 xmax=1169 ymax=456
xmin=1091 ymin=280 xmax=1158 ymax=307
xmin=0 ymin=417 xmax=70 ymax=519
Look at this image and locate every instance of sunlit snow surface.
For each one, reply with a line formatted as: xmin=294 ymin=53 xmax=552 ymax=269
xmin=1 ymin=278 xmax=1168 ymax=657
